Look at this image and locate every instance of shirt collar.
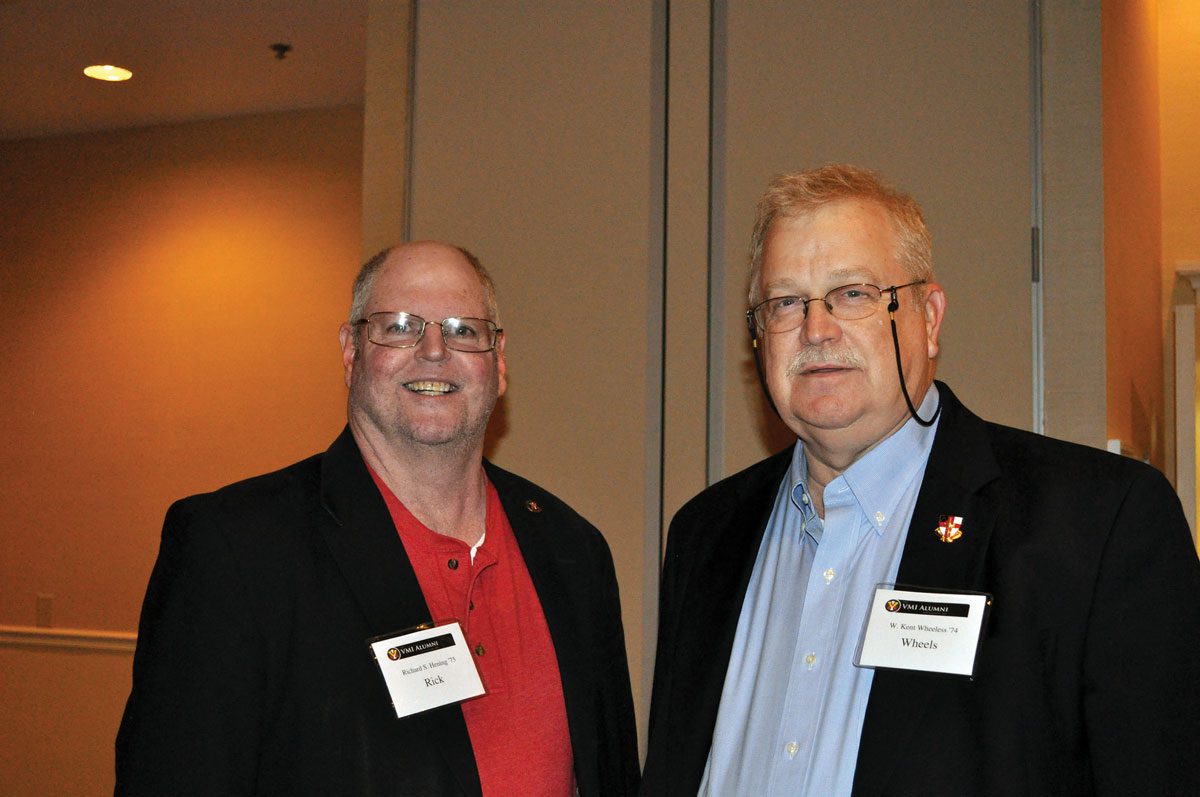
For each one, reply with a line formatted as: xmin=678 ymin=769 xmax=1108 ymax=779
xmin=788 ymin=446 xmax=817 ymax=516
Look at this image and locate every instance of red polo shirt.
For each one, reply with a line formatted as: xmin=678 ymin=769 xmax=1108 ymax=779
xmin=369 ymin=469 xmax=575 ymax=796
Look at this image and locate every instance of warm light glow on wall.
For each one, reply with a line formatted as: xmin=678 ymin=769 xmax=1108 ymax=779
xmin=83 ymin=64 xmax=133 ymax=82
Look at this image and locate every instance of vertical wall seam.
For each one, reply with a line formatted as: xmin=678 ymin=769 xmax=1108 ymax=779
xmin=644 ymin=0 xmax=670 ymax=754
xmin=1030 ymin=0 xmax=1046 ymax=434
xmin=706 ymin=0 xmax=726 ymax=485
xmin=402 ymin=0 xmax=419 ymax=242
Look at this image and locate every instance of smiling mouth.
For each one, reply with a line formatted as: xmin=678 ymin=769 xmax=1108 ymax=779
xmin=404 ymin=380 xmax=457 ymax=395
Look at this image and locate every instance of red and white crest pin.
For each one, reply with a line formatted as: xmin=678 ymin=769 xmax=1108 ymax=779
xmin=935 ymin=515 xmax=963 ymax=543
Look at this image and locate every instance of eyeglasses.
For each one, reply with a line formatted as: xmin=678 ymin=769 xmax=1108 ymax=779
xmin=353 ymin=312 xmax=502 ymax=353
xmin=748 ymin=281 xmax=925 ymax=334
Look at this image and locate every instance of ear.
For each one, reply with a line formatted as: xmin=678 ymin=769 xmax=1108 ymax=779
xmin=921 ymin=283 xmax=947 ymax=359
xmin=338 ymin=323 xmax=357 ymax=388
xmin=495 ymin=332 xmax=508 ymax=397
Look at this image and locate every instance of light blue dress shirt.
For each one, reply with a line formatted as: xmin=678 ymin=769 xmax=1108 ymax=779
xmin=699 ymin=387 xmax=940 ymax=796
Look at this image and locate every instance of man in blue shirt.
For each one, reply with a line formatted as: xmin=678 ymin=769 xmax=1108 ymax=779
xmin=643 ymin=164 xmax=1200 ymax=795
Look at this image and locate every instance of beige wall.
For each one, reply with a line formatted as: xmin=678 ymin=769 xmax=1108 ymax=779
xmin=0 ymin=643 xmax=132 ymax=797
xmin=717 ymin=1 xmax=1034 ymax=477
xmin=1160 ymin=0 xmax=1200 ymax=535
xmin=0 ymin=105 xmax=363 ymax=794
xmin=1041 ymin=0 xmax=1107 ymax=448
xmin=1160 ymin=1 xmax=1200 ymax=268
xmin=1102 ymin=0 xmax=1163 ymax=467
xmin=403 ymin=0 xmax=662 ymax=735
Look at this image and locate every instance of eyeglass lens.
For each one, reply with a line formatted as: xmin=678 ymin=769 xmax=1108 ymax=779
xmin=755 ymin=283 xmax=884 ymax=332
xmin=365 ymin=312 xmax=498 ymax=352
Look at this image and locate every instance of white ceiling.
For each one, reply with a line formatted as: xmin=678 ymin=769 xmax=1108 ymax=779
xmin=0 ymin=0 xmax=367 ymax=141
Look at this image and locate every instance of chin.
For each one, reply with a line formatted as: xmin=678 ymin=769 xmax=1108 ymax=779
xmin=401 ymin=416 xmax=492 ymax=450
xmin=788 ymin=395 xmax=864 ymax=431
xmin=400 ymin=423 xmax=464 ymax=446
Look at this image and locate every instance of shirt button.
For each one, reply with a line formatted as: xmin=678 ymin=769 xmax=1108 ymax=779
xmin=874 ymin=511 xmax=885 ymax=524
xmin=823 ymin=568 xmax=836 ymax=583
xmin=474 ymin=643 xmax=486 ymax=656
xmin=804 ymin=652 xmax=817 ymax=669
xmin=785 ymin=741 xmax=800 ymax=759
xmin=800 ymin=492 xmax=810 ymax=505
xmin=447 ymin=558 xmax=459 ymax=570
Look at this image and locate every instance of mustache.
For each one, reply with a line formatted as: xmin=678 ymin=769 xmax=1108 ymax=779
xmin=785 ymin=347 xmax=866 ymax=377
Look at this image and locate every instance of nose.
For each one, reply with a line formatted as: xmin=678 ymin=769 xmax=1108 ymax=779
xmin=801 ymin=300 xmax=842 ymax=345
xmin=414 ymin=323 xmax=450 ymax=361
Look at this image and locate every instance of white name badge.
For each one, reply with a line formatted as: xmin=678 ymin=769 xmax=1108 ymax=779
xmin=368 ymin=621 xmax=486 ymax=718
xmin=856 ymin=585 xmax=991 ymax=679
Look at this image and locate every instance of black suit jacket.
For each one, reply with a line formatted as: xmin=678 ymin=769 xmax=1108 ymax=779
xmin=643 ymin=383 xmax=1200 ymax=796
xmin=116 ymin=427 xmax=638 ymax=796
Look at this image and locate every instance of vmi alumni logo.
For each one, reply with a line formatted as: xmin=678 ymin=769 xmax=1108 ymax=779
xmin=883 ymin=598 xmax=971 ymax=618
xmin=387 ymin=648 xmax=401 ymax=661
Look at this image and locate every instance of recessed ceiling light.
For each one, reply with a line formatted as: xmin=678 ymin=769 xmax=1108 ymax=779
xmin=84 ymin=64 xmax=133 ymax=82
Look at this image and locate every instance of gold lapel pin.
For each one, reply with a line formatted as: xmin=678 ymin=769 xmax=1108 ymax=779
xmin=935 ymin=514 xmax=963 ymax=543
xmin=525 ymin=499 xmax=542 ymax=513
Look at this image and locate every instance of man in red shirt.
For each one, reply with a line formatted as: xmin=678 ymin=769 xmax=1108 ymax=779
xmin=117 ymin=242 xmax=639 ymax=795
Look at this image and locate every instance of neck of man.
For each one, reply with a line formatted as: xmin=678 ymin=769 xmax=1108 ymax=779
xmin=800 ymin=380 xmax=933 ymax=518
xmin=350 ymin=420 xmax=490 ymax=545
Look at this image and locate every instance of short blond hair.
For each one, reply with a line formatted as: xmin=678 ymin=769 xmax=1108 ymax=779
xmin=748 ymin=164 xmax=933 ymax=305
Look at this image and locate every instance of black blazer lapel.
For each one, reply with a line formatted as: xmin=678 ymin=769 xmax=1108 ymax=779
xmin=318 ymin=427 xmax=431 ymax=634
xmin=317 ymin=427 xmax=481 ymax=797
xmin=853 ymin=384 xmax=1003 ymax=796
